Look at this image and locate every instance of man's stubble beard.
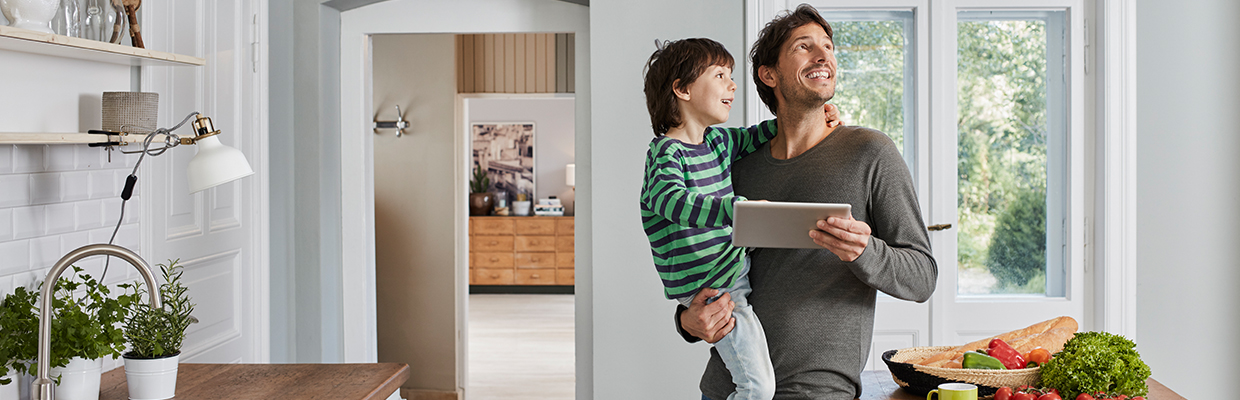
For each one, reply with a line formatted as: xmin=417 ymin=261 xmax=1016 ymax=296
xmin=774 ymin=65 xmax=835 ymax=115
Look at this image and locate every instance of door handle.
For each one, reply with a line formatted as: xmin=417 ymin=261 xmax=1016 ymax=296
xmin=927 ymin=223 xmax=953 ymax=231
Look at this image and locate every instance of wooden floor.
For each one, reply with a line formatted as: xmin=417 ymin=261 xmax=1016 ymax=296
xmin=467 ymin=294 xmax=575 ymax=400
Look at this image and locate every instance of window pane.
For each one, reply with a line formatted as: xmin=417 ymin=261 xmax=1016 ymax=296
xmin=828 ymin=12 xmax=913 ymax=161
xmin=956 ymin=12 xmax=1066 ymax=296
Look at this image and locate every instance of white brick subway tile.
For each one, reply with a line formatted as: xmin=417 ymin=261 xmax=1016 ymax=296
xmin=29 ymin=173 xmax=61 ymax=204
xmin=0 ymin=174 xmax=29 ymax=207
xmin=13 ymin=206 xmax=45 ymax=239
xmin=91 ymin=170 xmax=118 ymax=199
xmin=44 ymin=203 xmax=75 ymax=235
xmin=60 ymin=231 xmax=89 ymax=253
xmin=102 ymin=197 xmax=122 ymax=228
xmin=75 ymin=201 xmax=104 ymax=231
xmin=0 ymin=275 xmax=13 ymax=297
xmin=89 ymin=227 xmax=114 ymax=244
xmin=0 ymin=145 xmax=12 ymax=174
xmin=0 ymin=209 xmax=12 ymax=242
xmin=13 ymin=145 xmax=44 ymax=173
xmin=0 ymin=240 xmax=31 ymax=276
xmin=46 ymin=145 xmax=76 ymax=172
xmin=29 ymin=236 xmax=61 ymax=271
xmin=124 ymin=197 xmax=141 ymax=224
xmin=62 ymin=171 xmax=90 ymax=202
xmin=12 ymin=270 xmax=42 ymax=290
xmin=76 ymin=147 xmax=105 ymax=169
xmin=115 ymin=224 xmax=139 ymax=250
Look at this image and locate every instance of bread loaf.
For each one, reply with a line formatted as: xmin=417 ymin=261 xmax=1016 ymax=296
xmin=914 ymin=316 xmax=1077 ymax=366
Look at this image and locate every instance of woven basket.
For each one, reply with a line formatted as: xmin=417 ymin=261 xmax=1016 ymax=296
xmin=102 ymin=92 xmax=159 ymax=133
xmin=882 ymin=346 xmax=1040 ymax=398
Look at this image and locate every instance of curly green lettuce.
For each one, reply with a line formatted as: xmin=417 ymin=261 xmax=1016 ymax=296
xmin=1039 ymin=331 xmax=1151 ymax=398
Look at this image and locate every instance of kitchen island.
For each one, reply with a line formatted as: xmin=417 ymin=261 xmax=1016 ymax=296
xmin=99 ymin=363 xmax=409 ymax=400
xmin=859 ymin=370 xmax=1185 ymax=400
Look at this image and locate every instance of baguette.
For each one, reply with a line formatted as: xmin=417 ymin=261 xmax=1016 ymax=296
xmin=914 ymin=316 xmax=1077 ymax=366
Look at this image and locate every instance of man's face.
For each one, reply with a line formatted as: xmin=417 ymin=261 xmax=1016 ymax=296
xmin=763 ymin=23 xmax=836 ymax=111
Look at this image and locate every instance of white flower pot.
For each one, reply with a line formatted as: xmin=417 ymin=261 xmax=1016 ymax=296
xmin=123 ymin=354 xmax=178 ymax=400
xmin=0 ymin=0 xmax=60 ymax=34
xmin=0 ymin=373 xmax=18 ymax=400
xmin=49 ymin=357 xmax=102 ymax=400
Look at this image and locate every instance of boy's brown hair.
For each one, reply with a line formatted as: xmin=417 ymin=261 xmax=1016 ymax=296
xmin=643 ymin=38 xmax=735 ymax=136
xmin=750 ymin=4 xmax=833 ymax=115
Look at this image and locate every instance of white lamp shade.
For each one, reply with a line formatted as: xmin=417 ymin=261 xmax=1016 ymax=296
xmin=187 ymin=135 xmax=254 ymax=193
xmin=566 ymin=164 xmax=575 ymax=187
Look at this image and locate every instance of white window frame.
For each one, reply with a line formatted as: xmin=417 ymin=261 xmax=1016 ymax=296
xmin=744 ymin=0 xmax=1138 ymax=339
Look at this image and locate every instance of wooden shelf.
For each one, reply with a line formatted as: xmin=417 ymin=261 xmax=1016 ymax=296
xmin=0 ymin=25 xmax=204 ymax=67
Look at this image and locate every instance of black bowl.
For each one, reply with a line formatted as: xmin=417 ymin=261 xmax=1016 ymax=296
xmin=881 ymin=349 xmax=1001 ymax=398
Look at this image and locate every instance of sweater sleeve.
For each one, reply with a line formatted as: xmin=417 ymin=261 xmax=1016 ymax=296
xmin=716 ymin=119 xmax=778 ymax=162
xmin=843 ymin=136 xmax=938 ymax=302
xmin=641 ymin=144 xmax=745 ymax=228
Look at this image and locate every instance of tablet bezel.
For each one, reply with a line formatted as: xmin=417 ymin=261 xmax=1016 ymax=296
xmin=732 ymin=201 xmax=852 ymax=249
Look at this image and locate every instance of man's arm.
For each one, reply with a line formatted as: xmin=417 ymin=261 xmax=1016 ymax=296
xmin=809 ymin=136 xmax=937 ymax=302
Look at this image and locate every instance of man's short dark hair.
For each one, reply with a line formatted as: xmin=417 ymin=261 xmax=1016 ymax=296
xmin=750 ymin=4 xmax=833 ymax=115
xmin=643 ymin=38 xmax=735 ymax=136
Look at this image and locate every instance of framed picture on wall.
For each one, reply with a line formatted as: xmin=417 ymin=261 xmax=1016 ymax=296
xmin=472 ymin=122 xmax=536 ymax=200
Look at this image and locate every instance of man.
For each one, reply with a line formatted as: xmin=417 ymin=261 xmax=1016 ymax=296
xmin=676 ymin=5 xmax=938 ymax=399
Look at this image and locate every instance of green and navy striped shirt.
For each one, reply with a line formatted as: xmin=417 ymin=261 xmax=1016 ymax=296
xmin=640 ymin=120 xmax=777 ymax=300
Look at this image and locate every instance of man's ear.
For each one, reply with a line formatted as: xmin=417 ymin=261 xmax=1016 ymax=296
xmin=758 ymin=65 xmax=779 ymax=89
xmin=672 ymin=79 xmax=692 ymax=101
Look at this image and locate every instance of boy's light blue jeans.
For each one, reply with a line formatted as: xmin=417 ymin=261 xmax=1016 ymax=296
xmin=678 ymin=258 xmax=775 ymax=400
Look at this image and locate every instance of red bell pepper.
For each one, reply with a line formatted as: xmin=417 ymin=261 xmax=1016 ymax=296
xmin=987 ymin=338 xmax=1027 ymax=370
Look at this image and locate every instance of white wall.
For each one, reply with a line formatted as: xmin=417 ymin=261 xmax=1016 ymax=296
xmin=468 ymin=97 xmax=576 ymax=214
xmin=588 ymin=1 xmax=747 ymax=398
xmin=0 ymin=46 xmax=142 ymax=376
xmin=1135 ymin=0 xmax=1240 ymax=398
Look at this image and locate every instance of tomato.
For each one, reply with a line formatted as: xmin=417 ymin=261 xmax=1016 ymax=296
xmin=1115 ymin=396 xmax=1128 ymax=400
xmin=1132 ymin=397 xmax=1145 ymax=400
xmin=1012 ymin=393 xmax=1037 ymax=400
xmin=1046 ymin=388 xmax=1060 ymax=398
xmin=1036 ymin=394 xmax=1062 ymax=400
xmin=1074 ymin=394 xmax=1095 ymax=400
xmin=995 ymin=387 xmax=1013 ymax=400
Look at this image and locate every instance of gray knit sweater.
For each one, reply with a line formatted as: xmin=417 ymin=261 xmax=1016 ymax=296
xmin=691 ymin=125 xmax=938 ymax=400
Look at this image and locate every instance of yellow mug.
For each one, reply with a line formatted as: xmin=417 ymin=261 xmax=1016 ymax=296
xmin=926 ymin=382 xmax=978 ymax=400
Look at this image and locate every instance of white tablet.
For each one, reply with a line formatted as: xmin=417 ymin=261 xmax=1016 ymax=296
xmin=732 ymin=201 xmax=852 ymax=249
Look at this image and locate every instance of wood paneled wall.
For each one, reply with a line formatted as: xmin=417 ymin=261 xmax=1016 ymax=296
xmin=456 ymin=33 xmax=575 ymax=93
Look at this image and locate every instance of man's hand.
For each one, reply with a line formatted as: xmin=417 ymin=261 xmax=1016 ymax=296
xmin=810 ymin=216 xmax=871 ymax=262
xmin=680 ymin=288 xmax=735 ymax=343
xmin=825 ymin=103 xmax=844 ymax=128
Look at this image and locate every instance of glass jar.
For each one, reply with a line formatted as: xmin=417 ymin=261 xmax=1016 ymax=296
xmin=52 ymin=0 xmax=81 ymax=37
xmin=82 ymin=0 xmax=116 ymax=42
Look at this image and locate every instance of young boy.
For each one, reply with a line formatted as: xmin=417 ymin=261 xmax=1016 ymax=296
xmin=639 ymin=38 xmax=840 ymax=400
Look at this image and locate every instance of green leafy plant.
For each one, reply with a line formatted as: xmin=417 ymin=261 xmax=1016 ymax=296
xmin=0 ymin=266 xmax=132 ymax=385
xmin=119 ymin=260 xmax=196 ymax=359
xmin=470 ymin=165 xmax=491 ymax=194
xmin=1039 ymin=331 xmax=1151 ymax=398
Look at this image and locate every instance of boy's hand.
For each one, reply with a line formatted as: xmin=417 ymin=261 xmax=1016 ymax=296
xmin=680 ymin=288 xmax=734 ymax=343
xmin=825 ymin=104 xmax=844 ymax=128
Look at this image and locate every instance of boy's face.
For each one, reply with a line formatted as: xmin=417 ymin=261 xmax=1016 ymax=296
xmin=678 ymin=64 xmax=737 ymax=127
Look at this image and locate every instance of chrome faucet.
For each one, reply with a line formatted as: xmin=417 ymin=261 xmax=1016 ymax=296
xmin=32 ymin=244 xmax=162 ymax=400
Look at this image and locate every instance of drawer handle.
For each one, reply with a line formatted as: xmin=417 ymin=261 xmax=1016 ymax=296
xmin=489 ymin=241 xmax=498 ymax=245
xmin=491 ymin=273 xmax=500 ymax=278
xmin=489 ymin=257 xmax=499 ymax=262
xmin=531 ymin=274 xmax=540 ymax=279
xmin=532 ymin=257 xmax=541 ymax=262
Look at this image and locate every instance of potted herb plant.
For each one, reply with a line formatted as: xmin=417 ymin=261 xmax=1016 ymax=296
xmin=469 ymin=164 xmax=493 ymax=216
xmin=0 ymin=266 xmax=131 ymax=400
xmin=119 ymin=260 xmax=196 ymax=400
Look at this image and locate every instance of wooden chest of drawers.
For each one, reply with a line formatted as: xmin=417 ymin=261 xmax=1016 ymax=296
xmin=470 ymin=216 xmax=573 ymax=285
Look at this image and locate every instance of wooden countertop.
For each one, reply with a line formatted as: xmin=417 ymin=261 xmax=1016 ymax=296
xmin=100 ymin=363 xmax=409 ymax=400
xmin=859 ymin=370 xmax=1185 ymax=400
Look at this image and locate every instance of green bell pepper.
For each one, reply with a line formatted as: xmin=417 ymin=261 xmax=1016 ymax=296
xmin=961 ymin=351 xmax=1007 ymax=370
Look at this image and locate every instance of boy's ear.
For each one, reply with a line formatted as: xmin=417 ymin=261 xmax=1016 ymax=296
xmin=672 ymin=79 xmax=692 ymax=101
xmin=758 ymin=65 xmax=778 ymax=89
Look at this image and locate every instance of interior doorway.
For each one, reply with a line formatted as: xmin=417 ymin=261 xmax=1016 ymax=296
xmin=371 ymin=33 xmax=577 ymax=399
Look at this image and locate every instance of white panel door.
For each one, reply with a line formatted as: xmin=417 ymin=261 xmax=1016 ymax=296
xmin=141 ymin=0 xmax=268 ymax=363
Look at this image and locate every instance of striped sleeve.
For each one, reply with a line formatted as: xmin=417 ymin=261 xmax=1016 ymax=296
xmin=641 ymin=147 xmax=744 ymax=228
xmin=717 ymin=119 xmax=778 ymax=162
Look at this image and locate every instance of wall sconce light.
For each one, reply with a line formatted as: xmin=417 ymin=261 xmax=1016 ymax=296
xmin=0 ymin=111 xmax=254 ymax=193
